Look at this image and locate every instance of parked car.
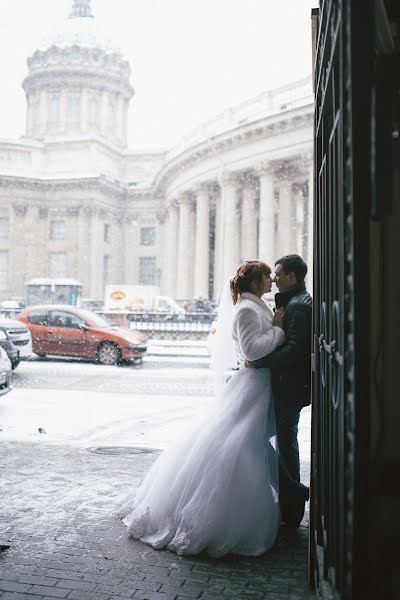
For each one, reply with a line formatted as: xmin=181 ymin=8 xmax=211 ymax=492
xmin=0 ymin=300 xmax=24 ymax=310
xmin=16 ymin=305 xmax=148 ymax=366
xmin=0 ymin=346 xmax=12 ymax=396
xmin=177 ymin=298 xmax=215 ymax=313
xmin=0 ymin=317 xmax=33 ymax=369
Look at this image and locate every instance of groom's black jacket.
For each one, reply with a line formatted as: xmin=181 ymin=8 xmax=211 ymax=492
xmin=254 ymin=281 xmax=312 ymax=408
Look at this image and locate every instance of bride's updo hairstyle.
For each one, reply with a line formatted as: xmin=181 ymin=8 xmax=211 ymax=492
xmin=230 ymin=260 xmax=271 ymax=305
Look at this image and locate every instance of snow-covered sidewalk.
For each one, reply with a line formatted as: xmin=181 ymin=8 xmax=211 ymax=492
xmin=147 ymin=338 xmax=210 ymax=358
xmin=0 ymin=387 xmax=210 ymax=450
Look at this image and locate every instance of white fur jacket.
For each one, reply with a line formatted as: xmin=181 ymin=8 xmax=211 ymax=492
xmin=232 ymin=292 xmax=285 ymax=362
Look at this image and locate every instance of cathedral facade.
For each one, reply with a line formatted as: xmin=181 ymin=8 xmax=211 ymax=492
xmin=0 ymin=0 xmax=313 ymax=302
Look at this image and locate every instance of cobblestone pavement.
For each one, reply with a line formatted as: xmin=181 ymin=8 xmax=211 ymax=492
xmin=0 ymin=442 xmax=314 ymax=600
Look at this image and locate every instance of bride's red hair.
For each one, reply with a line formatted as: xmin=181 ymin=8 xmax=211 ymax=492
xmin=230 ymin=260 xmax=271 ymax=305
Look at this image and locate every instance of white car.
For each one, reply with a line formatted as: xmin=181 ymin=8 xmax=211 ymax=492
xmin=0 ymin=346 xmax=12 ymax=395
xmin=0 ymin=317 xmax=33 ymax=369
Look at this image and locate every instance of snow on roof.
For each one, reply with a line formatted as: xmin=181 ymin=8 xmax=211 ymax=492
xmin=25 ymin=278 xmax=82 ymax=286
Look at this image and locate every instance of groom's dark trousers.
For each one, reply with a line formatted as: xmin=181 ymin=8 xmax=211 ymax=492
xmin=252 ymin=281 xmax=312 ymax=505
xmin=274 ymin=392 xmax=303 ymax=492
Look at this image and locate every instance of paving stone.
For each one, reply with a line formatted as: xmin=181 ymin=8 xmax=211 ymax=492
xmin=0 ymin=594 xmax=45 ymax=600
xmin=158 ymin=584 xmax=185 ymax=595
xmin=0 ymin=574 xmax=19 ymax=584
xmin=34 ymin=569 xmax=83 ymax=582
xmin=133 ymin=593 xmax=179 ymax=600
xmin=132 ymin=579 xmax=162 ymax=592
xmin=55 ymin=579 xmax=96 ymax=592
xmin=163 ymin=577 xmax=188 ymax=587
xmin=16 ymin=576 xmax=59 ymax=587
xmin=27 ymin=585 xmax=70 ymax=597
xmin=182 ymin=581 xmax=224 ymax=595
xmin=194 ymin=594 xmax=224 ymax=600
xmin=90 ymin=583 xmax=135 ymax=597
xmin=80 ymin=573 xmax=125 ymax=585
xmin=0 ymin=442 xmax=314 ymax=600
xmin=0 ymin=581 xmax=31 ymax=594
xmin=64 ymin=592 xmax=113 ymax=600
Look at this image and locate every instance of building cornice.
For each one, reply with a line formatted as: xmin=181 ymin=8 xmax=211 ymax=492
xmin=153 ymin=104 xmax=313 ymax=195
xmin=0 ymin=173 xmax=161 ymax=205
xmin=22 ymin=67 xmax=134 ymax=100
xmin=0 ymin=137 xmax=44 ymax=150
xmin=0 ymin=174 xmax=125 ymax=198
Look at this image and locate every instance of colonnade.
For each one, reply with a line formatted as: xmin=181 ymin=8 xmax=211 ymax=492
xmin=161 ymin=160 xmax=313 ymax=300
xmin=25 ymin=88 xmax=129 ymax=144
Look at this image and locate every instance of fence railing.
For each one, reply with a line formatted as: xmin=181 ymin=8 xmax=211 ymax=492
xmin=0 ymin=307 xmax=216 ymax=341
xmin=127 ymin=312 xmax=216 ymax=340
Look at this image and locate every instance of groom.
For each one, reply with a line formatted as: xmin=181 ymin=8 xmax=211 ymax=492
xmin=247 ymin=254 xmax=312 ymax=527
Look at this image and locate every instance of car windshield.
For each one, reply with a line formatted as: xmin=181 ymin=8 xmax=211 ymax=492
xmin=77 ymin=310 xmax=111 ymax=328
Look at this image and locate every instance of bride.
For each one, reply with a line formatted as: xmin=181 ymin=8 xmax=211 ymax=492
xmin=119 ymin=259 xmax=285 ymax=557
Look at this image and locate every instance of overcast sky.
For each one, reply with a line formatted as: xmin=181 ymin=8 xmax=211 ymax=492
xmin=0 ymin=0 xmax=318 ymax=150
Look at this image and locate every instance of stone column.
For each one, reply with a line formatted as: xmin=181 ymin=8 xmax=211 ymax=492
xmin=26 ymin=97 xmax=33 ymax=137
xmin=194 ymin=183 xmax=210 ymax=298
xmin=177 ymin=193 xmax=195 ymax=298
xmin=166 ymin=201 xmax=179 ymax=297
xmin=156 ymin=208 xmax=167 ymax=293
xmin=240 ymin=180 xmax=258 ymax=262
xmin=275 ymin=177 xmax=294 ymax=259
xmin=80 ymin=89 xmax=88 ymax=134
xmin=293 ymin=185 xmax=305 ymax=257
xmin=89 ymin=211 xmax=102 ymax=297
xmin=121 ymin=217 xmax=139 ymax=285
xmin=76 ymin=208 xmax=91 ymax=291
xmin=60 ymin=91 xmax=67 ymax=134
xmin=101 ymin=90 xmax=108 ymax=135
xmin=221 ymin=172 xmax=240 ymax=285
xmin=258 ymin=165 xmax=275 ymax=265
xmin=122 ymin=100 xmax=129 ymax=146
xmin=116 ymin=95 xmax=124 ymax=145
xmin=213 ymin=186 xmax=223 ymax=299
xmin=40 ymin=91 xmax=48 ymax=137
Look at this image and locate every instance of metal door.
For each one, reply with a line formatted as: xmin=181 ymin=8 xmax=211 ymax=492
xmin=310 ymin=1 xmax=372 ymax=598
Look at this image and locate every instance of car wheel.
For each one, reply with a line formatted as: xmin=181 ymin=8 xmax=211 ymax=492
xmin=11 ymin=358 xmax=20 ymax=370
xmin=36 ymin=353 xmax=46 ymax=358
xmin=97 ymin=342 xmax=121 ymax=366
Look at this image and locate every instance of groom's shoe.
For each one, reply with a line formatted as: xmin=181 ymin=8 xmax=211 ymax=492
xmin=284 ymin=485 xmax=309 ymax=529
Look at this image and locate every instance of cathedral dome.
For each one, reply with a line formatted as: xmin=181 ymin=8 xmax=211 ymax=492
xmin=38 ymin=0 xmax=122 ymax=58
xmin=22 ymin=0 xmax=134 ymax=147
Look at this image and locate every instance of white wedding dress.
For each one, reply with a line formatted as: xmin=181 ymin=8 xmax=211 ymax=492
xmin=119 ymin=291 xmax=285 ymax=557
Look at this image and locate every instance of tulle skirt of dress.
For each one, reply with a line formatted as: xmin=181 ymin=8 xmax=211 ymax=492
xmin=118 ymin=367 xmax=280 ymax=557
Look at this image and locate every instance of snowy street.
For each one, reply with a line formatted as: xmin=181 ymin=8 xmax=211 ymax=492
xmin=0 ymin=346 xmax=312 ymax=600
xmin=0 ymin=349 xmax=311 ymax=477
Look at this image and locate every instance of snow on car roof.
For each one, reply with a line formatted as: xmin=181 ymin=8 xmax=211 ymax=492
xmin=25 ymin=278 xmax=82 ymax=286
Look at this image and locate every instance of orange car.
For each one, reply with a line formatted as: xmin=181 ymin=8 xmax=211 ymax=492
xmin=17 ymin=305 xmax=147 ymax=365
